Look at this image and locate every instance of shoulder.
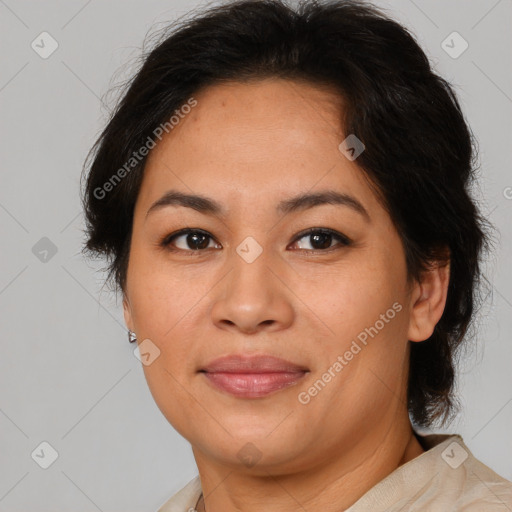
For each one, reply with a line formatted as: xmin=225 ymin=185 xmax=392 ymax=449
xmin=155 ymin=475 xmax=202 ymax=512
xmin=447 ymin=436 xmax=512 ymax=511
xmin=413 ymin=433 xmax=512 ymax=511
xmin=347 ymin=433 xmax=512 ymax=512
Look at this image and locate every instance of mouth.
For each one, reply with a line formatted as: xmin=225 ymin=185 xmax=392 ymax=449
xmin=199 ymin=354 xmax=309 ymax=399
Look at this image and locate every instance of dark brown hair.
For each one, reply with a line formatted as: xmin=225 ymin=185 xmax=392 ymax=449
xmin=80 ymin=0 xmax=491 ymax=428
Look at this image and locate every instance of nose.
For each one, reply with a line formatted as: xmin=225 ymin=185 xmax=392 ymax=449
xmin=210 ymin=245 xmax=295 ymax=335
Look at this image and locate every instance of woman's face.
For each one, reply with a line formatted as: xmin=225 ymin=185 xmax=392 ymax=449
xmin=123 ymin=78 xmax=432 ymax=473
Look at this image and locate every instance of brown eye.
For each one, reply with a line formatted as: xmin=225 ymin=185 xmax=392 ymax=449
xmin=290 ymin=228 xmax=352 ymax=251
xmin=160 ymin=227 xmax=351 ymax=254
xmin=161 ymin=229 xmax=220 ymax=251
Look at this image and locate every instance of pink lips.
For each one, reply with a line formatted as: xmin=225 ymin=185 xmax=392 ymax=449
xmin=200 ymin=354 xmax=308 ymax=398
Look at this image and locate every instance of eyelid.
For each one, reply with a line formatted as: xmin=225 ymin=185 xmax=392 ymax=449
xmin=290 ymin=227 xmax=352 ymax=249
xmin=160 ymin=227 xmax=352 ymax=253
xmin=160 ymin=228 xmax=219 ymax=251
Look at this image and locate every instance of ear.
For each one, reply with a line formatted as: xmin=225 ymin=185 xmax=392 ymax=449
xmin=123 ymin=294 xmax=134 ymax=332
xmin=407 ymin=254 xmax=450 ymax=343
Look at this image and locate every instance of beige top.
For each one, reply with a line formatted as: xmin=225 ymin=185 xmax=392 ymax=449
xmin=156 ymin=433 xmax=512 ymax=511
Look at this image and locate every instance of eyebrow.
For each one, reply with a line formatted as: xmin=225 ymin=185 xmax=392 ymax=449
xmin=145 ymin=189 xmax=370 ymax=222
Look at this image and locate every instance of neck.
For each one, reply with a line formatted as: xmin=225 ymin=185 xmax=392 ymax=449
xmin=192 ymin=421 xmax=425 ymax=512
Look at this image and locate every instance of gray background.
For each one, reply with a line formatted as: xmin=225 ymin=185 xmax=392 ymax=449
xmin=0 ymin=0 xmax=511 ymax=510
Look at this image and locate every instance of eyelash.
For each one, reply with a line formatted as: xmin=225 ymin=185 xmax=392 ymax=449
xmin=158 ymin=227 xmax=352 ymax=255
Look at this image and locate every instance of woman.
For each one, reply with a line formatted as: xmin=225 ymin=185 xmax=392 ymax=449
xmin=80 ymin=0 xmax=512 ymax=510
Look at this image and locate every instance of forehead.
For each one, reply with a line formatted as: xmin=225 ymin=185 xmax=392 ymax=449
xmin=137 ymin=78 xmax=378 ymax=217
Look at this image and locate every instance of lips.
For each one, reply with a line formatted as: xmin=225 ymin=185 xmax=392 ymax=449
xmin=199 ymin=354 xmax=309 ymax=398
xmin=201 ymin=354 xmax=309 ymax=373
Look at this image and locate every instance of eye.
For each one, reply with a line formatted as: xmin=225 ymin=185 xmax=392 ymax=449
xmin=289 ymin=228 xmax=352 ymax=252
xmin=159 ymin=227 xmax=352 ymax=254
xmin=160 ymin=229 xmax=221 ymax=252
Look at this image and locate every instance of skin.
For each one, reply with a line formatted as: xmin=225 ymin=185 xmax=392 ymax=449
xmin=123 ymin=78 xmax=450 ymax=512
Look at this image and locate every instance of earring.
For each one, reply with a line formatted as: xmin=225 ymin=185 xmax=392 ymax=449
xmin=128 ymin=330 xmax=137 ymax=343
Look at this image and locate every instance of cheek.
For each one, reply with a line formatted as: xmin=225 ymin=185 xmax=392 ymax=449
xmin=127 ymin=248 xmax=195 ymax=335
xmin=301 ymin=253 xmax=410 ymax=388
xmin=298 ymin=303 xmax=409 ymax=436
xmin=141 ymin=359 xmax=197 ymax=441
xmin=305 ymin=257 xmax=403 ymax=333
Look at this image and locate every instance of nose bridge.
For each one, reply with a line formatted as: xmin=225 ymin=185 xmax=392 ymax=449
xmin=229 ymin=233 xmax=274 ymax=298
xmin=210 ymin=232 xmax=293 ymax=333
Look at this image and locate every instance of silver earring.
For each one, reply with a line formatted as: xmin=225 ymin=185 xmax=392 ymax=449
xmin=128 ymin=330 xmax=137 ymax=343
